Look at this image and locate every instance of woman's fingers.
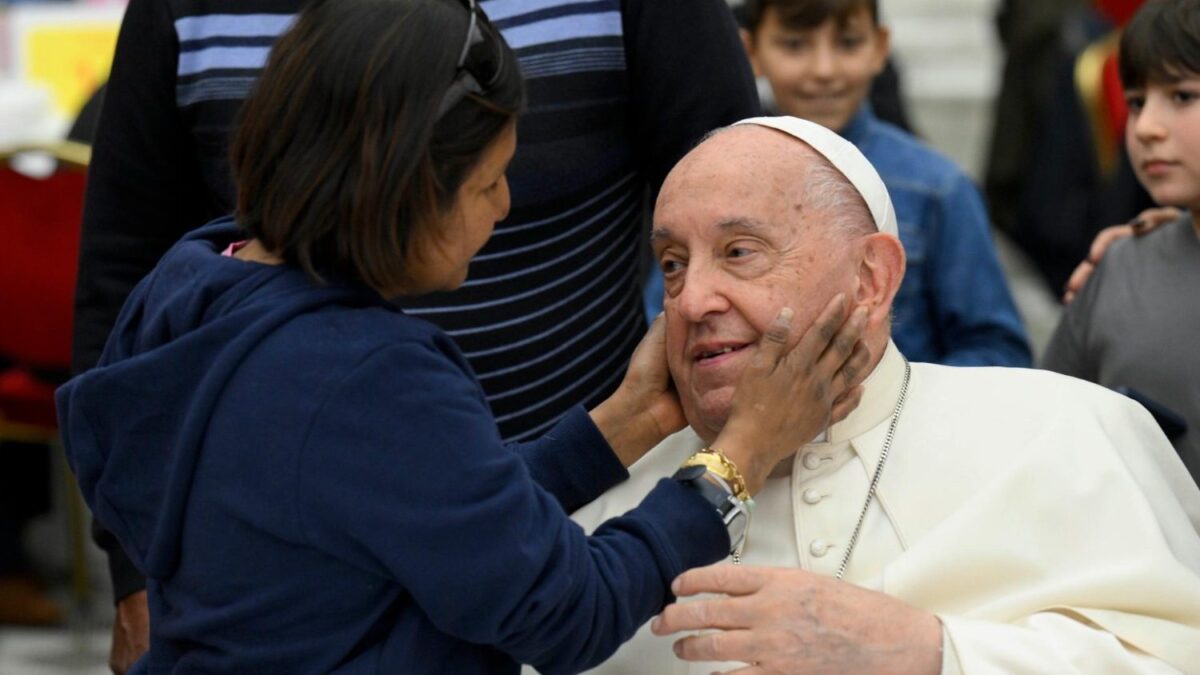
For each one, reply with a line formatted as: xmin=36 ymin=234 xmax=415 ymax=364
xmin=748 ymin=307 xmax=796 ymax=375
xmin=790 ymin=294 xmax=848 ymax=368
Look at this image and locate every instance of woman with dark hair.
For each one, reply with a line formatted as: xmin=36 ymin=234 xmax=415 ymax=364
xmin=56 ymin=0 xmax=866 ymax=672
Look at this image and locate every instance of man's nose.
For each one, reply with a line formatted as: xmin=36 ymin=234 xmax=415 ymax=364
xmin=672 ymin=265 xmax=730 ymax=322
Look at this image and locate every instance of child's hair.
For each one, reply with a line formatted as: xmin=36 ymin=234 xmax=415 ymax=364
xmin=742 ymin=0 xmax=879 ymax=33
xmin=1119 ymin=0 xmax=1200 ymax=89
xmin=230 ymin=0 xmax=524 ymax=293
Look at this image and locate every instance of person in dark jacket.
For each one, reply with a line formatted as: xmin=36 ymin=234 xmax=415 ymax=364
xmin=57 ymin=1 xmax=867 ymax=671
xmin=73 ymin=0 xmax=761 ymax=663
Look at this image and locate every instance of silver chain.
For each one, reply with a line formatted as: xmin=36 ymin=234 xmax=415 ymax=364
xmin=834 ymin=359 xmax=911 ymax=580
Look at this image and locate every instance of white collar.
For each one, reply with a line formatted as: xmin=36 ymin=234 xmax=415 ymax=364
xmin=805 ymin=341 xmax=908 ymax=466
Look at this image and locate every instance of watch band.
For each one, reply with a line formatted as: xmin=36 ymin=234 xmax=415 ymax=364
xmin=672 ymin=464 xmax=751 ymax=556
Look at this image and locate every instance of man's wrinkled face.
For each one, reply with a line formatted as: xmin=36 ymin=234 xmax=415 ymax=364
xmin=653 ymin=127 xmax=859 ymax=442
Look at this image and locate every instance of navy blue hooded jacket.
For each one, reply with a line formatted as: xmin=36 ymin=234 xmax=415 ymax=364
xmin=57 ymin=220 xmax=727 ymax=673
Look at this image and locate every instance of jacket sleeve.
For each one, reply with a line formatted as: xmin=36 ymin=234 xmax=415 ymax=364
xmin=296 ymin=342 xmax=728 ymax=674
xmin=72 ymin=0 xmax=224 ymax=602
xmin=621 ymin=0 xmax=760 ymax=196
xmin=924 ymin=171 xmax=1033 ymax=367
xmin=510 ymin=406 xmax=631 ymax=514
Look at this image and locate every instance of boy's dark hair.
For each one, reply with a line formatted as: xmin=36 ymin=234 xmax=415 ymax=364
xmin=742 ymin=0 xmax=879 ymax=33
xmin=1119 ymin=0 xmax=1200 ymax=89
xmin=230 ymin=0 xmax=524 ymax=293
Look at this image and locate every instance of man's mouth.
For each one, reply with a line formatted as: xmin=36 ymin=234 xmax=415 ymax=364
xmin=695 ymin=344 xmax=750 ymax=363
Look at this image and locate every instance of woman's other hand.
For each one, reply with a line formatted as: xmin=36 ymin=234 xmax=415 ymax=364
xmin=713 ymin=295 xmax=870 ymax=495
xmin=591 ymin=314 xmax=686 ymax=466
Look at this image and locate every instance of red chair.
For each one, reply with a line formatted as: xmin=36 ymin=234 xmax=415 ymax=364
xmin=0 ymin=142 xmax=87 ymax=431
xmin=0 ymin=141 xmax=92 ymax=606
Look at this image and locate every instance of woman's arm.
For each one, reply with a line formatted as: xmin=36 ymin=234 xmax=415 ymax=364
xmin=296 ymin=298 xmax=865 ymax=673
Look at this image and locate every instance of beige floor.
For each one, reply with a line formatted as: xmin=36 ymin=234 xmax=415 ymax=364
xmin=0 ymin=623 xmax=110 ymax=675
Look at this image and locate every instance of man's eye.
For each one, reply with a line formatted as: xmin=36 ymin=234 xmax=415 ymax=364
xmin=727 ymin=247 xmax=755 ymax=259
xmin=660 ymin=259 xmax=685 ymax=275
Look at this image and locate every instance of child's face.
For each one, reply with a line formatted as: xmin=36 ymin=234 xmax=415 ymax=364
xmin=742 ymin=6 xmax=889 ymax=133
xmin=1126 ymin=75 xmax=1200 ymax=211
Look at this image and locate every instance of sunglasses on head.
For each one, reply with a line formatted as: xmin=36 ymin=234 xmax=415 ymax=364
xmin=436 ymin=0 xmax=505 ymax=119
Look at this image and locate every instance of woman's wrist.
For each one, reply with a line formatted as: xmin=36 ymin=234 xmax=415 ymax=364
xmin=710 ymin=421 xmax=775 ymax=496
xmin=589 ymin=395 xmax=665 ymax=467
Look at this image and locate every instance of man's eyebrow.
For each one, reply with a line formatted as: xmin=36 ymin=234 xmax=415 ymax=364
xmin=651 ymin=218 xmax=770 ymax=243
xmin=715 ymin=217 xmax=770 ymax=233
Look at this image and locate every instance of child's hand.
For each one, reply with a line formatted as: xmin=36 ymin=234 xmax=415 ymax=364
xmin=1062 ymin=206 xmax=1180 ymax=303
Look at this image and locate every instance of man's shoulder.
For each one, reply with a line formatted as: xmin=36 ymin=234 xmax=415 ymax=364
xmin=889 ymin=363 xmax=1189 ymax=523
xmin=909 ymin=362 xmax=1149 ymax=429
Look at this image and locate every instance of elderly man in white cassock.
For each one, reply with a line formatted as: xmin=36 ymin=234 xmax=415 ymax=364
xmin=560 ymin=117 xmax=1200 ymax=674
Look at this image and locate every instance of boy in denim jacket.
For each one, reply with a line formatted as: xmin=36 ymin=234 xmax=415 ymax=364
xmin=740 ymin=0 xmax=1031 ymax=366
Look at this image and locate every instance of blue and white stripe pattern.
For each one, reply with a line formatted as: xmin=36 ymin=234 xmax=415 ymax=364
xmin=173 ymin=1 xmax=625 ymax=105
xmin=173 ymin=0 xmax=644 ymax=442
xmin=175 ymin=14 xmax=293 ymax=107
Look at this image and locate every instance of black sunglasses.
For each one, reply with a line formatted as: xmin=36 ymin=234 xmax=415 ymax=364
xmin=436 ymin=0 xmax=504 ymax=118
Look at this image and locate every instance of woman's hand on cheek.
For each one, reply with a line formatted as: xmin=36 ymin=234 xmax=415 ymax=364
xmin=591 ymin=314 xmax=686 ymax=466
xmin=629 ymin=313 xmax=688 ymax=437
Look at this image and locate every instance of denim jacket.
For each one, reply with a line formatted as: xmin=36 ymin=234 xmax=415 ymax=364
xmin=842 ymin=104 xmax=1030 ymax=366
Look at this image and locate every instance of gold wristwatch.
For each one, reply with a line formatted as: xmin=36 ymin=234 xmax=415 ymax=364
xmin=672 ymin=448 xmax=753 ymax=556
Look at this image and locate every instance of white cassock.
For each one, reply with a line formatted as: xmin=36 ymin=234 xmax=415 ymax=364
xmin=557 ymin=342 xmax=1200 ymax=674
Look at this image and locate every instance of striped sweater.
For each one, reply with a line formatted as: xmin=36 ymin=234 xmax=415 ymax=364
xmin=76 ymin=0 xmax=758 ymax=444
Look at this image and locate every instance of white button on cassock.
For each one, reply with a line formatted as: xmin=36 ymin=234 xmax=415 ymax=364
xmin=810 ymin=539 xmax=830 ymax=557
xmin=802 ymin=453 xmax=823 ymax=470
xmin=801 ymin=489 xmax=823 ymax=505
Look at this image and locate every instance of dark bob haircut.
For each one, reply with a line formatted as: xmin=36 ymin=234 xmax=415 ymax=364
xmin=230 ymin=0 xmax=524 ymax=293
xmin=742 ymin=0 xmax=879 ymax=33
xmin=1119 ymin=0 xmax=1200 ymax=89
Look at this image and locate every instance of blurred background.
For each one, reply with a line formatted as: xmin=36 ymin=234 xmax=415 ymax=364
xmin=0 ymin=0 xmax=1123 ymax=670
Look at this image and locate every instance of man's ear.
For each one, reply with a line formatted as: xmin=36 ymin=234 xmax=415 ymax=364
xmin=740 ymin=28 xmax=763 ymax=77
xmin=855 ymin=233 xmax=905 ymax=328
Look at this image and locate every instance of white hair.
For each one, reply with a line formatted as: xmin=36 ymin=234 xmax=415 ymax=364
xmin=799 ymin=151 xmax=877 ymax=241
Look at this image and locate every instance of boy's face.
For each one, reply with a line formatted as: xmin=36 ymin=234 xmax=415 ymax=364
xmin=742 ymin=6 xmax=889 ymax=133
xmin=1126 ymin=75 xmax=1200 ymax=211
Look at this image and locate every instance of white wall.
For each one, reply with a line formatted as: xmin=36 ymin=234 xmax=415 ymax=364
xmin=882 ymin=0 xmax=1003 ymax=179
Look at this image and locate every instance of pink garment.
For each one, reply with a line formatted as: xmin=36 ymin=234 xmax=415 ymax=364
xmin=221 ymin=240 xmax=250 ymax=257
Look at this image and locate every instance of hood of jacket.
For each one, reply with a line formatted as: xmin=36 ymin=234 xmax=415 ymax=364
xmin=57 ymin=218 xmax=383 ymax=580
